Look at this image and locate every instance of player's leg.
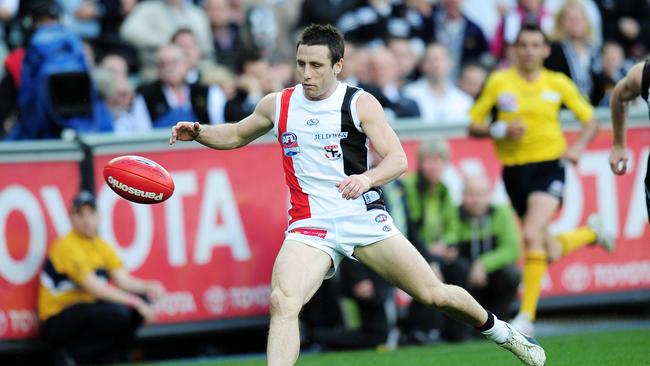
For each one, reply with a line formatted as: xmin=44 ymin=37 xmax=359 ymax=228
xmin=267 ymin=239 xmax=332 ymax=366
xmin=354 ymin=234 xmax=545 ymax=366
xmin=514 ymin=192 xmax=559 ymax=335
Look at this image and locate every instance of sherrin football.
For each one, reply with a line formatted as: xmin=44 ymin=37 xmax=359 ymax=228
xmin=103 ymin=155 xmax=174 ymax=204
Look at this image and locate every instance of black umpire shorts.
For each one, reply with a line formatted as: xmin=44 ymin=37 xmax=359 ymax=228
xmin=502 ymin=159 xmax=566 ymax=218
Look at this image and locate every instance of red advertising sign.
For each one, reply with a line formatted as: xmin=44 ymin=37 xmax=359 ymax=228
xmin=0 ymin=161 xmax=81 ymax=340
xmin=1 ymin=126 xmax=648 ymax=340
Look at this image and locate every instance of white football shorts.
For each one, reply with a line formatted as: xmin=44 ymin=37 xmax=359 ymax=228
xmin=285 ymin=209 xmax=401 ymax=278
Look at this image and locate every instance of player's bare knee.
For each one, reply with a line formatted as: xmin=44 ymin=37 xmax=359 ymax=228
xmin=522 ymin=225 xmax=545 ymax=249
xmin=269 ymin=288 xmax=302 ymax=318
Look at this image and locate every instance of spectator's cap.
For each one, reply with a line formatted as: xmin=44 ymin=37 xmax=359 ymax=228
xmin=30 ymin=1 xmax=61 ymax=20
xmin=418 ymin=138 xmax=451 ymax=161
xmin=72 ymin=190 xmax=96 ymax=212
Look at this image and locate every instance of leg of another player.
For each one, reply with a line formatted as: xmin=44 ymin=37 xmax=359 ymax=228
xmin=514 ymin=192 xmax=559 ymax=333
xmin=267 ymin=240 xmax=332 ymax=366
xmin=354 ymin=234 xmax=545 ymax=366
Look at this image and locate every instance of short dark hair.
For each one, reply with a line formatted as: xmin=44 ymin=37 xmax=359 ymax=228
xmin=296 ymin=24 xmax=345 ymax=65
xmin=515 ymin=23 xmax=550 ymax=45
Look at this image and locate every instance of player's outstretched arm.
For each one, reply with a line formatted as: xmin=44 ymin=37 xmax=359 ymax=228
xmin=609 ymin=62 xmax=643 ymax=175
xmin=169 ymin=93 xmax=276 ymax=150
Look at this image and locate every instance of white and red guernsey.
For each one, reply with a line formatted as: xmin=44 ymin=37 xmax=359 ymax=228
xmin=273 ymin=82 xmax=385 ymax=224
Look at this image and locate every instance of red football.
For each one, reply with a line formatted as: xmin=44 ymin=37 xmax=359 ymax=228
xmin=103 ymin=155 xmax=174 ymax=204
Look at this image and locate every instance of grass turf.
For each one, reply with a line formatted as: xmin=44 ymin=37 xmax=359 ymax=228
xmin=136 ymin=328 xmax=650 ymax=366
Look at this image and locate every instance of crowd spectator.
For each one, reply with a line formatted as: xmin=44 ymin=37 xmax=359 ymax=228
xmin=224 ymin=52 xmax=280 ymax=122
xmin=369 ymin=46 xmax=420 ymax=119
xmin=337 ymin=0 xmax=392 ymax=45
xmin=58 ymin=0 xmax=102 ymax=41
xmin=590 ymin=41 xmax=629 ymax=106
xmin=131 ymin=44 xmax=226 ymax=129
xmin=419 ymin=0 xmax=490 ymax=77
xmin=240 ymin=5 xmax=279 ymax=60
xmin=545 ymin=0 xmax=600 ymax=98
xmin=119 ymin=0 xmax=213 ymax=80
xmin=7 ymin=1 xmax=113 ymax=140
xmin=387 ymin=37 xmax=422 ymax=84
xmin=38 ymin=190 xmax=165 ymax=365
xmin=171 ymin=28 xmax=208 ymax=85
xmin=0 ymin=0 xmax=19 ymax=59
xmin=595 ymin=0 xmax=650 ymax=58
xmin=458 ymin=63 xmax=488 ymax=100
xmin=295 ymin=0 xmax=358 ymax=31
xmin=544 ymin=0 xmax=602 ymax=47
xmin=204 ymin=0 xmax=245 ymax=73
xmin=453 ymin=174 xmax=521 ymax=321
xmin=98 ymin=53 xmax=139 ymax=134
xmin=461 ymin=0 xmax=509 ymax=40
xmin=403 ymin=43 xmax=473 ymax=124
xmin=491 ymin=0 xmax=554 ymax=60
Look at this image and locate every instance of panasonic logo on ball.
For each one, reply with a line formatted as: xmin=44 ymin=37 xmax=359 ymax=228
xmin=107 ymin=176 xmax=164 ymax=201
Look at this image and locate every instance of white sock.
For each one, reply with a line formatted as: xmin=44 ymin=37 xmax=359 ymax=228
xmin=481 ymin=317 xmax=511 ymax=344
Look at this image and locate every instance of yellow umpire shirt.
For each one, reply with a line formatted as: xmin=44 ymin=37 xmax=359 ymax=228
xmin=469 ymin=67 xmax=594 ymax=166
xmin=38 ymin=231 xmax=123 ymax=321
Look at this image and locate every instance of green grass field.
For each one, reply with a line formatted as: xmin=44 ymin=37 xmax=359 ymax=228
xmin=136 ymin=328 xmax=650 ymax=366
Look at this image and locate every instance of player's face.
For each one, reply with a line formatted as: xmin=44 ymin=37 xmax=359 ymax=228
xmin=514 ymin=31 xmax=549 ymax=72
xmin=71 ymin=205 xmax=99 ymax=238
xmin=296 ymin=44 xmax=343 ymax=100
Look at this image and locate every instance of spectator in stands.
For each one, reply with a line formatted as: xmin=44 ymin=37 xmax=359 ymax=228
xmin=204 ymin=0 xmax=244 ymax=73
xmin=458 ymin=63 xmax=488 ymax=100
xmin=369 ymin=47 xmax=420 ymax=119
xmin=453 ymin=174 xmax=521 ymax=321
xmin=591 ymin=41 xmax=629 ymax=106
xmin=7 ymin=1 xmax=113 ymax=140
xmin=171 ymin=28 xmax=207 ymax=85
xmin=403 ymin=43 xmax=473 ymax=124
xmin=387 ymin=37 xmax=422 ymax=84
xmin=132 ymin=44 xmax=226 ymax=129
xmin=119 ymin=0 xmax=213 ymax=80
xmin=308 ymin=259 xmax=396 ymax=350
xmin=38 ymin=190 xmax=165 ymax=365
xmin=98 ymin=53 xmax=140 ymax=134
xmin=544 ymin=0 xmax=603 ymax=47
xmin=491 ymin=0 xmax=554 ymax=60
xmin=595 ymin=0 xmax=650 ymax=58
xmin=295 ymin=0 xmax=357 ymax=31
xmin=545 ymin=0 xmax=599 ymax=98
xmin=58 ymin=0 xmax=102 ymax=41
xmin=224 ymin=51 xmax=280 ymax=122
xmin=0 ymin=0 xmax=19 ymax=60
xmin=461 ymin=0 xmax=509 ymax=41
xmin=336 ymin=0 xmax=392 ymax=45
xmin=400 ymin=139 xmax=471 ymax=342
xmin=417 ymin=0 xmax=490 ymax=77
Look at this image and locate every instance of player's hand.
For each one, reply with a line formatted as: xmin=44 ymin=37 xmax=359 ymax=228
xmin=336 ymin=174 xmax=372 ymax=200
xmin=608 ymin=146 xmax=629 ymax=175
xmin=468 ymin=261 xmax=487 ymax=288
xmin=562 ymin=145 xmax=583 ymax=165
xmin=134 ymin=299 xmax=156 ymax=324
xmin=169 ymin=121 xmax=201 ymax=145
xmin=145 ymin=281 xmax=166 ymax=302
xmin=505 ymin=119 xmax=526 ymax=141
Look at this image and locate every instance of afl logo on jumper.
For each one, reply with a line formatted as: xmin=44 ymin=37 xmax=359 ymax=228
xmin=306 ymin=118 xmax=319 ymax=126
xmin=497 ymin=93 xmax=518 ymax=112
xmin=375 ymin=213 xmax=388 ymax=223
xmin=282 ymin=132 xmax=300 ymax=156
xmin=323 ymin=145 xmax=341 ymax=160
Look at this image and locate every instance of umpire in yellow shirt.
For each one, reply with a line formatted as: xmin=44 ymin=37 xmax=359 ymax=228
xmin=468 ymin=24 xmax=613 ymax=336
xmin=38 ymin=191 xmax=165 ymax=365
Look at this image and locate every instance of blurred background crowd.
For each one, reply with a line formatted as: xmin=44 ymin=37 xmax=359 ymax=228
xmin=0 ymin=0 xmax=648 ymax=140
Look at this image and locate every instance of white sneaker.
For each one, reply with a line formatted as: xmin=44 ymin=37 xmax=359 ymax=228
xmin=499 ymin=323 xmax=546 ymax=366
xmin=511 ymin=312 xmax=535 ymax=337
xmin=587 ymin=214 xmax=616 ymax=253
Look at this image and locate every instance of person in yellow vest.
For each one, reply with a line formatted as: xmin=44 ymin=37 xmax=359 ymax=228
xmin=468 ymin=23 xmax=614 ymax=336
xmin=38 ymin=190 xmax=165 ymax=365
